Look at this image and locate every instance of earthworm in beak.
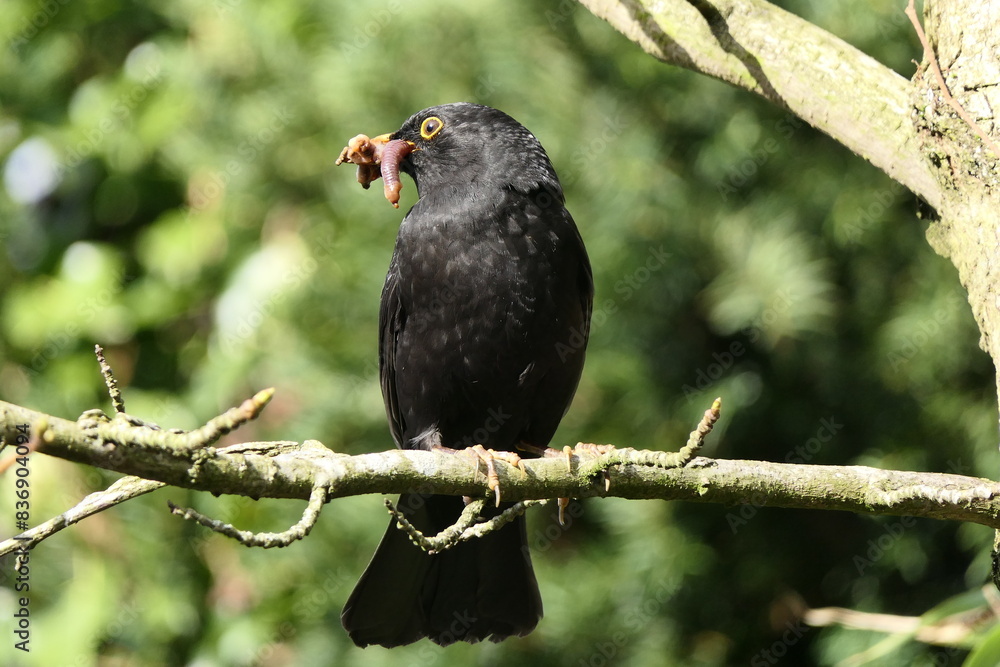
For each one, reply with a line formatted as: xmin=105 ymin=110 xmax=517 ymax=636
xmin=378 ymin=139 xmax=415 ymax=208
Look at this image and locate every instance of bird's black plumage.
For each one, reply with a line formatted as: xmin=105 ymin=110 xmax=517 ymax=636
xmin=341 ymin=103 xmax=593 ymax=647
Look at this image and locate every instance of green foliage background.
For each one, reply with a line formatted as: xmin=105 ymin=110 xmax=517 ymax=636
xmin=0 ymin=1 xmax=995 ymax=665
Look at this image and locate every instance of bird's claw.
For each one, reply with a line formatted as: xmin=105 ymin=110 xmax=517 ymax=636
xmin=469 ymin=444 xmax=525 ymax=507
xmin=519 ymin=443 xmax=617 ymax=525
xmin=557 ymin=497 xmax=570 ymax=526
xmin=571 ymin=443 xmax=616 ymax=492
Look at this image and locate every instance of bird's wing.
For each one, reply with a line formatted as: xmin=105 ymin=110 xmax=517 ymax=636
xmin=379 ymin=256 xmax=405 ymax=448
xmin=570 ymin=211 xmax=595 ymax=338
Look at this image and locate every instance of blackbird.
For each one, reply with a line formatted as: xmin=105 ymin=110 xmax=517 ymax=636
xmin=339 ymin=102 xmax=593 ymax=647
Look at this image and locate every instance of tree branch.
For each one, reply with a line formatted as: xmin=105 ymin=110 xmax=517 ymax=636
xmin=167 ymin=483 xmax=329 ymax=548
xmin=575 ymin=0 xmax=943 ymax=210
xmin=4 ymin=395 xmax=1000 ymax=560
xmin=904 ymin=0 xmax=1000 ymax=160
xmin=0 ymin=476 xmax=165 ymax=556
xmin=94 ymin=344 xmax=126 ymax=415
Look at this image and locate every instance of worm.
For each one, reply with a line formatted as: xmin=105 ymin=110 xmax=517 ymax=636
xmin=336 ymin=135 xmax=383 ymax=190
xmin=336 ymin=134 xmax=376 ymax=166
xmin=379 ymin=139 xmax=415 ymax=208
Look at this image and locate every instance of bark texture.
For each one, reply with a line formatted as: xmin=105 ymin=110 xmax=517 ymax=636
xmin=577 ymin=0 xmax=1000 ymax=414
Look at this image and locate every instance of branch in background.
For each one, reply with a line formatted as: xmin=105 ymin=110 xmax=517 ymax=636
xmin=805 ymin=605 xmax=981 ymax=646
xmin=575 ymin=0 xmax=942 ymax=210
xmin=803 ymin=586 xmax=1000 ymax=666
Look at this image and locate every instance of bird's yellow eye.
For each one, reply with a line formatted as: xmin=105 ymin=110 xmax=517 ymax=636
xmin=420 ymin=116 xmax=444 ymax=140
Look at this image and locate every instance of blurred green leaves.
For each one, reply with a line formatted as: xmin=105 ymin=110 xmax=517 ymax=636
xmin=704 ymin=216 xmax=835 ymax=346
xmin=0 ymin=0 xmax=992 ymax=666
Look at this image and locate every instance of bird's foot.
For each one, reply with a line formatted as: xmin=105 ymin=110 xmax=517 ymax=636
xmin=468 ymin=444 xmax=526 ymax=507
xmin=432 ymin=443 xmax=526 ymax=507
xmin=580 ymin=444 xmax=616 ymax=498
xmin=518 ymin=442 xmax=617 ymax=525
xmin=518 ymin=442 xmax=616 ymax=477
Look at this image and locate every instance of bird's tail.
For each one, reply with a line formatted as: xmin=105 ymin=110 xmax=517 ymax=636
xmin=341 ymin=493 xmax=543 ymax=647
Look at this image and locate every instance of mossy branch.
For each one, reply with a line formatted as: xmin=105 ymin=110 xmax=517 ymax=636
xmin=575 ymin=0 xmax=943 ymax=210
xmin=3 ymin=390 xmax=1000 ymax=559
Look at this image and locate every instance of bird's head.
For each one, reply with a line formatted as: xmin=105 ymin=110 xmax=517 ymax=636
xmin=338 ymin=103 xmax=563 ymax=207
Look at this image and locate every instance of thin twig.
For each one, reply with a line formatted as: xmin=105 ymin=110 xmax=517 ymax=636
xmin=905 ymin=0 xmax=1000 ymax=159
xmin=167 ymin=482 xmax=328 ymax=548
xmin=386 ymin=497 xmax=486 ymax=553
xmin=458 ymin=499 xmax=549 ymax=541
xmin=805 ymin=595 xmax=992 ymax=648
xmin=74 ymin=387 xmax=276 ymax=460
xmin=577 ymin=397 xmax=722 ymax=479
xmin=385 ymin=497 xmax=550 ymax=554
xmin=0 ymin=475 xmax=165 ymax=557
xmin=94 ymin=344 xmax=125 ymax=413
xmin=185 ymin=387 xmax=276 ymax=449
xmin=681 ymin=396 xmax=722 ymax=460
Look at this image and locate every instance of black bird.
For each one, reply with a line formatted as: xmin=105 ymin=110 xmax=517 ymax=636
xmin=340 ymin=103 xmax=593 ymax=647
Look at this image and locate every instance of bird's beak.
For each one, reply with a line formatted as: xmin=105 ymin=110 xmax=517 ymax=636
xmin=336 ymin=132 xmax=416 ymax=208
xmin=369 ymin=133 xmax=393 ymax=149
